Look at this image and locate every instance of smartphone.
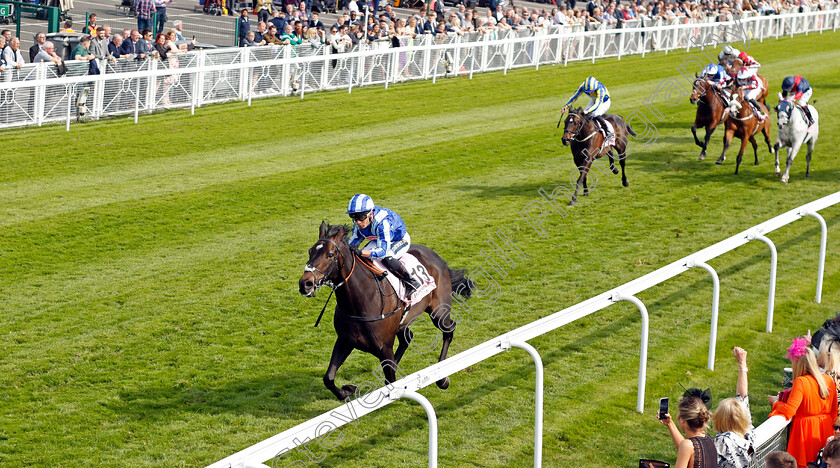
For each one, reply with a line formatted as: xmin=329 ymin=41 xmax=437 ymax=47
xmin=658 ymin=397 xmax=669 ymax=420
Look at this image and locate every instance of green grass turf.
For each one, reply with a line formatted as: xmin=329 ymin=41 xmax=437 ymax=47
xmin=1 ymin=31 xmax=839 ymax=467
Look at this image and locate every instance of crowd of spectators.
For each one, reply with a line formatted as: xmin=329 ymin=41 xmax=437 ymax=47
xmin=651 ymin=316 xmax=840 ymax=468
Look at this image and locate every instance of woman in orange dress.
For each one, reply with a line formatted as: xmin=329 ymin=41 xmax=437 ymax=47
xmin=768 ymin=338 xmax=838 ymax=468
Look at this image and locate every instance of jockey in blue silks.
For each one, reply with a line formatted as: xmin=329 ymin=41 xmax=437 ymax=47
xmin=562 ymin=76 xmax=614 ymax=142
xmin=346 ymin=194 xmax=421 ymax=294
xmin=702 ymin=63 xmax=730 ymax=90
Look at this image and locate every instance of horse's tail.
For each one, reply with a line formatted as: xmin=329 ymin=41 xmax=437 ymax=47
xmin=449 ymin=268 xmax=473 ymax=300
xmin=626 ymin=123 xmax=637 ymax=137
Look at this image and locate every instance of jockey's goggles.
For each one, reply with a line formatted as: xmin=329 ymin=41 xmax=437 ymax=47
xmin=349 ymin=211 xmax=370 ymax=221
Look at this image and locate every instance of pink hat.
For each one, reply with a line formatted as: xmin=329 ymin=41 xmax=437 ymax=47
xmin=785 ymin=336 xmax=810 ymax=361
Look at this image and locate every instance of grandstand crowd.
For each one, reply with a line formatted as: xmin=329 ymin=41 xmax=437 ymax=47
xmin=651 ymin=317 xmax=840 ymax=468
xmin=0 ymin=0 xmax=834 ymax=70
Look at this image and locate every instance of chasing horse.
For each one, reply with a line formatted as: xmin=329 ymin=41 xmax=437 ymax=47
xmin=299 ymin=197 xmax=473 ymax=401
xmin=690 ymin=66 xmax=730 ymax=160
xmin=715 ymin=76 xmax=773 ymax=175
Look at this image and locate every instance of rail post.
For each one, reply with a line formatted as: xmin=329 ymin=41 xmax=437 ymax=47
xmin=611 ymin=292 xmax=649 ymax=413
xmin=799 ymin=209 xmax=827 ymax=304
xmin=500 ymin=338 xmax=544 ymax=467
xmin=686 ymin=260 xmax=721 ymax=370
xmin=390 ymin=389 xmax=438 ymax=468
xmin=747 ymin=231 xmax=778 ymax=333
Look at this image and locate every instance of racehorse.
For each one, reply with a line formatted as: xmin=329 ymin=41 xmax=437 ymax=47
xmin=690 ymin=76 xmax=728 ymax=160
xmin=299 ymin=222 xmax=473 ymax=400
xmin=560 ymin=107 xmax=636 ymax=205
xmin=715 ymin=80 xmax=773 ymax=175
xmin=773 ymin=95 xmax=819 ymax=183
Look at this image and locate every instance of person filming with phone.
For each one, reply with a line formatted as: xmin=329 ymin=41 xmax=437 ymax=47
xmin=657 ymin=392 xmax=717 ymax=468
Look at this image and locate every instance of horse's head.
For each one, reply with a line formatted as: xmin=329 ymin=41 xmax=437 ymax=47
xmin=731 ymin=58 xmax=743 ymax=75
xmin=775 ymin=97 xmax=792 ymax=129
xmin=561 ymin=108 xmax=585 ymax=146
xmin=727 ymin=85 xmax=745 ymax=117
xmin=299 ymin=221 xmax=351 ymax=297
xmin=690 ymin=78 xmax=708 ymax=105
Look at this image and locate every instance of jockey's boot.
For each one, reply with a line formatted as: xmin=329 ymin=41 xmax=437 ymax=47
xmin=748 ymin=98 xmax=767 ymax=122
xmin=595 ymin=115 xmax=614 ymax=145
xmin=382 ymin=256 xmax=421 ymax=299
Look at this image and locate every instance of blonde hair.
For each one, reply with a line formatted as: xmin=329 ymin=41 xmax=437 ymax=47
xmin=713 ymin=398 xmax=750 ymax=437
xmin=819 ymin=338 xmax=840 ymax=377
xmin=794 ymin=347 xmax=830 ymax=399
xmin=678 ymin=396 xmax=712 ymax=430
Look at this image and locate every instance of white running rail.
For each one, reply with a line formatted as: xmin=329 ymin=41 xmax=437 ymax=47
xmin=0 ymin=6 xmax=837 ymax=130
xmin=208 ymin=191 xmax=838 ymax=467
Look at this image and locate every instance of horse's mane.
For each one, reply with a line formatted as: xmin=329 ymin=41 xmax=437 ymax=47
xmin=324 ymin=223 xmax=352 ymax=243
xmin=569 ymin=107 xmax=592 ymax=123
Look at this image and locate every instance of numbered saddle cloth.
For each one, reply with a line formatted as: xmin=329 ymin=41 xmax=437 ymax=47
xmin=599 ymin=119 xmax=616 ymax=146
xmin=372 ymin=254 xmax=436 ymax=306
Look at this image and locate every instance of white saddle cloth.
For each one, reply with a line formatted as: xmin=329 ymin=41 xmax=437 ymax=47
xmin=372 ymin=253 xmax=436 ymax=306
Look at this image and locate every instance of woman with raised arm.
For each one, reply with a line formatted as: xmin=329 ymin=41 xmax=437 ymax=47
xmin=714 ymin=347 xmax=754 ymax=468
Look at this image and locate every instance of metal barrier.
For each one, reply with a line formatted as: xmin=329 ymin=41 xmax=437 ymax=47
xmin=207 ymin=190 xmax=838 ymax=467
xmin=0 ymin=6 xmax=838 ymax=130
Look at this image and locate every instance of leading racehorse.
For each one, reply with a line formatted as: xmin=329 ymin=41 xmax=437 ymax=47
xmin=690 ymin=76 xmax=728 ymax=160
xmin=560 ymin=108 xmax=636 ymax=205
xmin=299 ymin=222 xmax=473 ymax=400
xmin=715 ymin=80 xmax=773 ymax=175
xmin=773 ymin=96 xmax=819 ymax=183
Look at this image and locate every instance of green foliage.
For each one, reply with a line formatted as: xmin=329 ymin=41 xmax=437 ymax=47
xmin=1 ymin=32 xmax=839 ymax=467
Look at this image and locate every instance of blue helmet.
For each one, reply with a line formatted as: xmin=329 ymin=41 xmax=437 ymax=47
xmin=582 ymin=76 xmax=599 ymax=93
xmin=781 ymin=76 xmax=795 ymax=91
xmin=347 ymin=194 xmax=375 ymax=214
xmin=702 ymin=64 xmax=718 ymax=76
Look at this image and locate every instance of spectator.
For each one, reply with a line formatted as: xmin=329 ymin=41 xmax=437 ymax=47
xmin=135 ymin=0 xmax=157 ymax=32
xmin=136 ymin=29 xmax=154 ymax=59
xmin=85 ymin=13 xmax=98 ymax=36
xmin=658 ymin=395 xmax=716 ymax=468
xmin=238 ymin=9 xmax=251 ymax=43
xmin=153 ymin=32 xmax=168 ymax=58
xmin=109 ymin=34 xmax=124 ymax=58
xmin=71 ymin=35 xmax=95 ymax=61
xmin=91 ymin=27 xmax=112 ymax=61
xmin=812 ymin=416 xmax=840 ymax=468
xmin=29 ymin=32 xmax=46 ymax=62
xmin=298 ymin=1 xmax=310 ymax=22
xmin=768 ymin=340 xmax=838 ymax=468
xmin=103 ymin=25 xmax=112 ymax=41
xmin=240 ymin=30 xmax=258 ymax=46
xmin=3 ymin=37 xmax=24 ymax=70
xmin=255 ymin=0 xmax=273 ymax=23
xmin=309 ymin=12 xmax=324 ymax=29
xmin=120 ymin=29 xmax=139 ymax=58
xmin=33 ymin=41 xmax=63 ymax=65
xmin=263 ymin=24 xmax=284 ymax=44
xmin=253 ymin=22 xmax=267 ymax=43
xmin=713 ymin=347 xmax=754 ymax=468
xmin=269 ymin=10 xmax=287 ymax=33
xmin=825 ymin=439 xmax=840 ymax=468
xmin=60 ymin=20 xmax=76 ymax=33
xmin=816 ymin=324 xmax=840 ymax=406
xmin=173 ymin=20 xmax=186 ymax=41
xmin=155 ymin=0 xmax=172 ymax=34
xmin=764 ymin=451 xmax=797 ymax=468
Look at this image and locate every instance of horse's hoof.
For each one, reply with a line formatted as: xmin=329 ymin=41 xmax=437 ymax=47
xmin=775 ymin=171 xmax=781 ymax=177
xmin=622 ymin=180 xmax=629 ymax=187
xmin=781 ymin=178 xmax=789 ymax=184
xmin=436 ymin=377 xmax=450 ymax=389
xmin=754 ymin=161 xmax=759 ymax=166
xmin=698 ymin=154 xmax=705 ymax=161
xmin=805 ymin=173 xmax=810 ymax=179
xmin=715 ymin=157 xmax=725 ymax=165
xmin=611 ymin=166 xmax=620 ymax=174
xmin=339 ymin=384 xmax=357 ymax=399
xmin=568 ymin=200 xmax=577 ymax=206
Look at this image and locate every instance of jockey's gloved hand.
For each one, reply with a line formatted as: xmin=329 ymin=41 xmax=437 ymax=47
xmin=349 ymin=244 xmax=363 ymax=257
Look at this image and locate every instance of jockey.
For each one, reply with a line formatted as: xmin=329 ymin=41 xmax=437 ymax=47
xmin=346 ymin=194 xmax=421 ymax=294
xmin=702 ymin=63 xmax=730 ymax=91
xmin=736 ymin=68 xmax=768 ymax=122
xmin=736 ymin=51 xmax=760 ymax=78
xmin=561 ymin=76 xmax=613 ymax=142
xmin=781 ymin=75 xmax=814 ymax=126
xmin=718 ymin=45 xmax=740 ymax=72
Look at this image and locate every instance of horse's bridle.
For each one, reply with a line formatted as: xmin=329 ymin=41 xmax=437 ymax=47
xmin=305 ymin=238 xmax=356 ymax=291
xmin=565 ymin=113 xmax=597 ymax=142
xmin=692 ymin=79 xmax=725 ymax=107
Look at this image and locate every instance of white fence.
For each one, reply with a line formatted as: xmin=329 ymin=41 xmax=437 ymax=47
xmin=0 ymin=6 xmax=838 ymax=130
xmin=208 ymin=190 xmax=837 ymax=467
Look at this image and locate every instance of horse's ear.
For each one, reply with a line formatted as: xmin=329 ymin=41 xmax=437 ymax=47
xmin=777 ymin=91 xmax=783 ymax=101
xmin=695 ymin=71 xmax=699 ymax=78
xmin=319 ymin=221 xmax=328 ymax=238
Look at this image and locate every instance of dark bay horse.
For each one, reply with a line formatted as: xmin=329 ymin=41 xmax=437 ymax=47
xmin=560 ymin=107 xmax=636 ymax=205
xmin=299 ymin=222 xmax=473 ymax=400
xmin=715 ymin=81 xmax=773 ymax=175
xmin=690 ymin=78 xmax=728 ymax=160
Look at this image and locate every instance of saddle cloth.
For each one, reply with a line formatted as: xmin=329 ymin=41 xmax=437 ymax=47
xmin=372 ymin=254 xmax=436 ymax=306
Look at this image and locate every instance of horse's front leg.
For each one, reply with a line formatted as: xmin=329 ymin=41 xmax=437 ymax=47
xmin=805 ymin=137 xmax=815 ymax=179
xmin=691 ymin=124 xmax=703 ymax=148
xmin=773 ymin=139 xmax=782 ymax=176
xmin=734 ymin=136 xmax=750 ymax=175
xmin=716 ymin=128 xmax=733 ymax=165
xmin=569 ymin=166 xmax=584 ymax=206
xmin=749 ymin=135 xmax=759 ymax=166
xmin=781 ymin=140 xmax=803 ymax=184
xmin=323 ymin=339 xmax=356 ymax=401
xmin=700 ymin=125 xmax=715 ymax=160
